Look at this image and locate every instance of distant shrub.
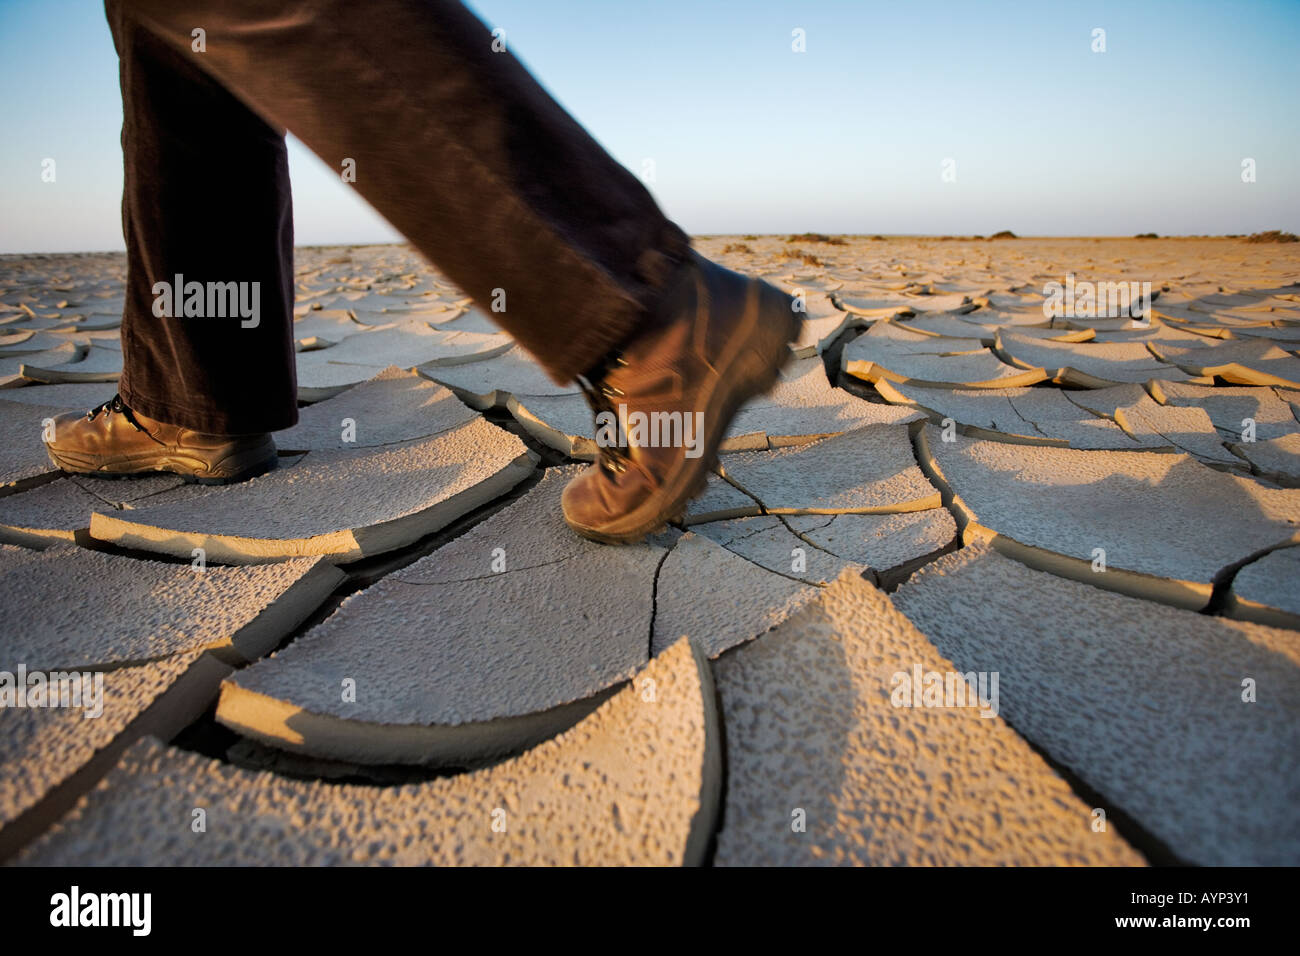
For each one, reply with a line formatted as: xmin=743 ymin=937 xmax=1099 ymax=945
xmin=988 ymin=230 xmax=1017 ymax=239
xmin=781 ymin=248 xmax=823 ymax=266
xmin=742 ymin=234 xmax=759 ymax=240
xmin=785 ymin=233 xmax=846 ymax=245
xmin=1134 ymin=232 xmax=1159 ymax=239
xmin=721 ymin=243 xmax=754 ymax=254
xmin=1244 ymin=230 xmax=1298 ymax=243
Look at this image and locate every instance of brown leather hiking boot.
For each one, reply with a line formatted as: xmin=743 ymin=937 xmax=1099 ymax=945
xmin=562 ymin=251 xmax=801 ymax=543
xmin=44 ymin=394 xmax=278 ymax=485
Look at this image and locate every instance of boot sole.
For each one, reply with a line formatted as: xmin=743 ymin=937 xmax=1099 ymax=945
xmin=566 ymin=280 xmax=800 ymax=544
xmin=47 ymin=440 xmax=279 ymax=486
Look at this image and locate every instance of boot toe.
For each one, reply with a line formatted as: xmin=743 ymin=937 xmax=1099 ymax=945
xmin=560 ymin=464 xmax=607 ymax=533
xmin=43 ymin=410 xmax=95 ymax=452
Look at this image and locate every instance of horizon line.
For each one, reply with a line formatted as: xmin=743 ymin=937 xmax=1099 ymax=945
xmin=3 ymin=231 xmax=1297 ymax=257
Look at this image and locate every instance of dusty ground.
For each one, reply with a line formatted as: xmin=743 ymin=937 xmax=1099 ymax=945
xmin=1 ymin=235 xmax=1297 ymax=865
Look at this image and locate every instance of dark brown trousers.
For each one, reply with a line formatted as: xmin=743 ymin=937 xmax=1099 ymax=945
xmin=106 ymin=0 xmax=690 ymax=434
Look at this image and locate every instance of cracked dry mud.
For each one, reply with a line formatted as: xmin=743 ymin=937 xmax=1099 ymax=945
xmin=1 ymin=237 xmax=1298 ymax=866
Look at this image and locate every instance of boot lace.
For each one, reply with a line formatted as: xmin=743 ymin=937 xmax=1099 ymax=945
xmin=86 ymin=394 xmax=146 ymax=432
xmin=577 ymin=353 xmax=631 ymax=475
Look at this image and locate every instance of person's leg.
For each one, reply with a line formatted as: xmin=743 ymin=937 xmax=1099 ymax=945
xmin=43 ymin=0 xmax=292 ymax=484
xmin=110 ymin=0 xmax=689 ymax=383
xmin=101 ymin=0 xmax=799 ymax=536
xmin=110 ymin=0 xmax=297 ymax=435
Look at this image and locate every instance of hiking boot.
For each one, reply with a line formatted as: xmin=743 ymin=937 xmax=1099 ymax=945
xmin=44 ymin=394 xmax=277 ymax=485
xmin=562 ymin=251 xmax=800 ymax=543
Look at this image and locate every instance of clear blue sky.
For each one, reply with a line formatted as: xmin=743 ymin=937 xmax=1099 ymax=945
xmin=2 ymin=0 xmax=1297 ymax=252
